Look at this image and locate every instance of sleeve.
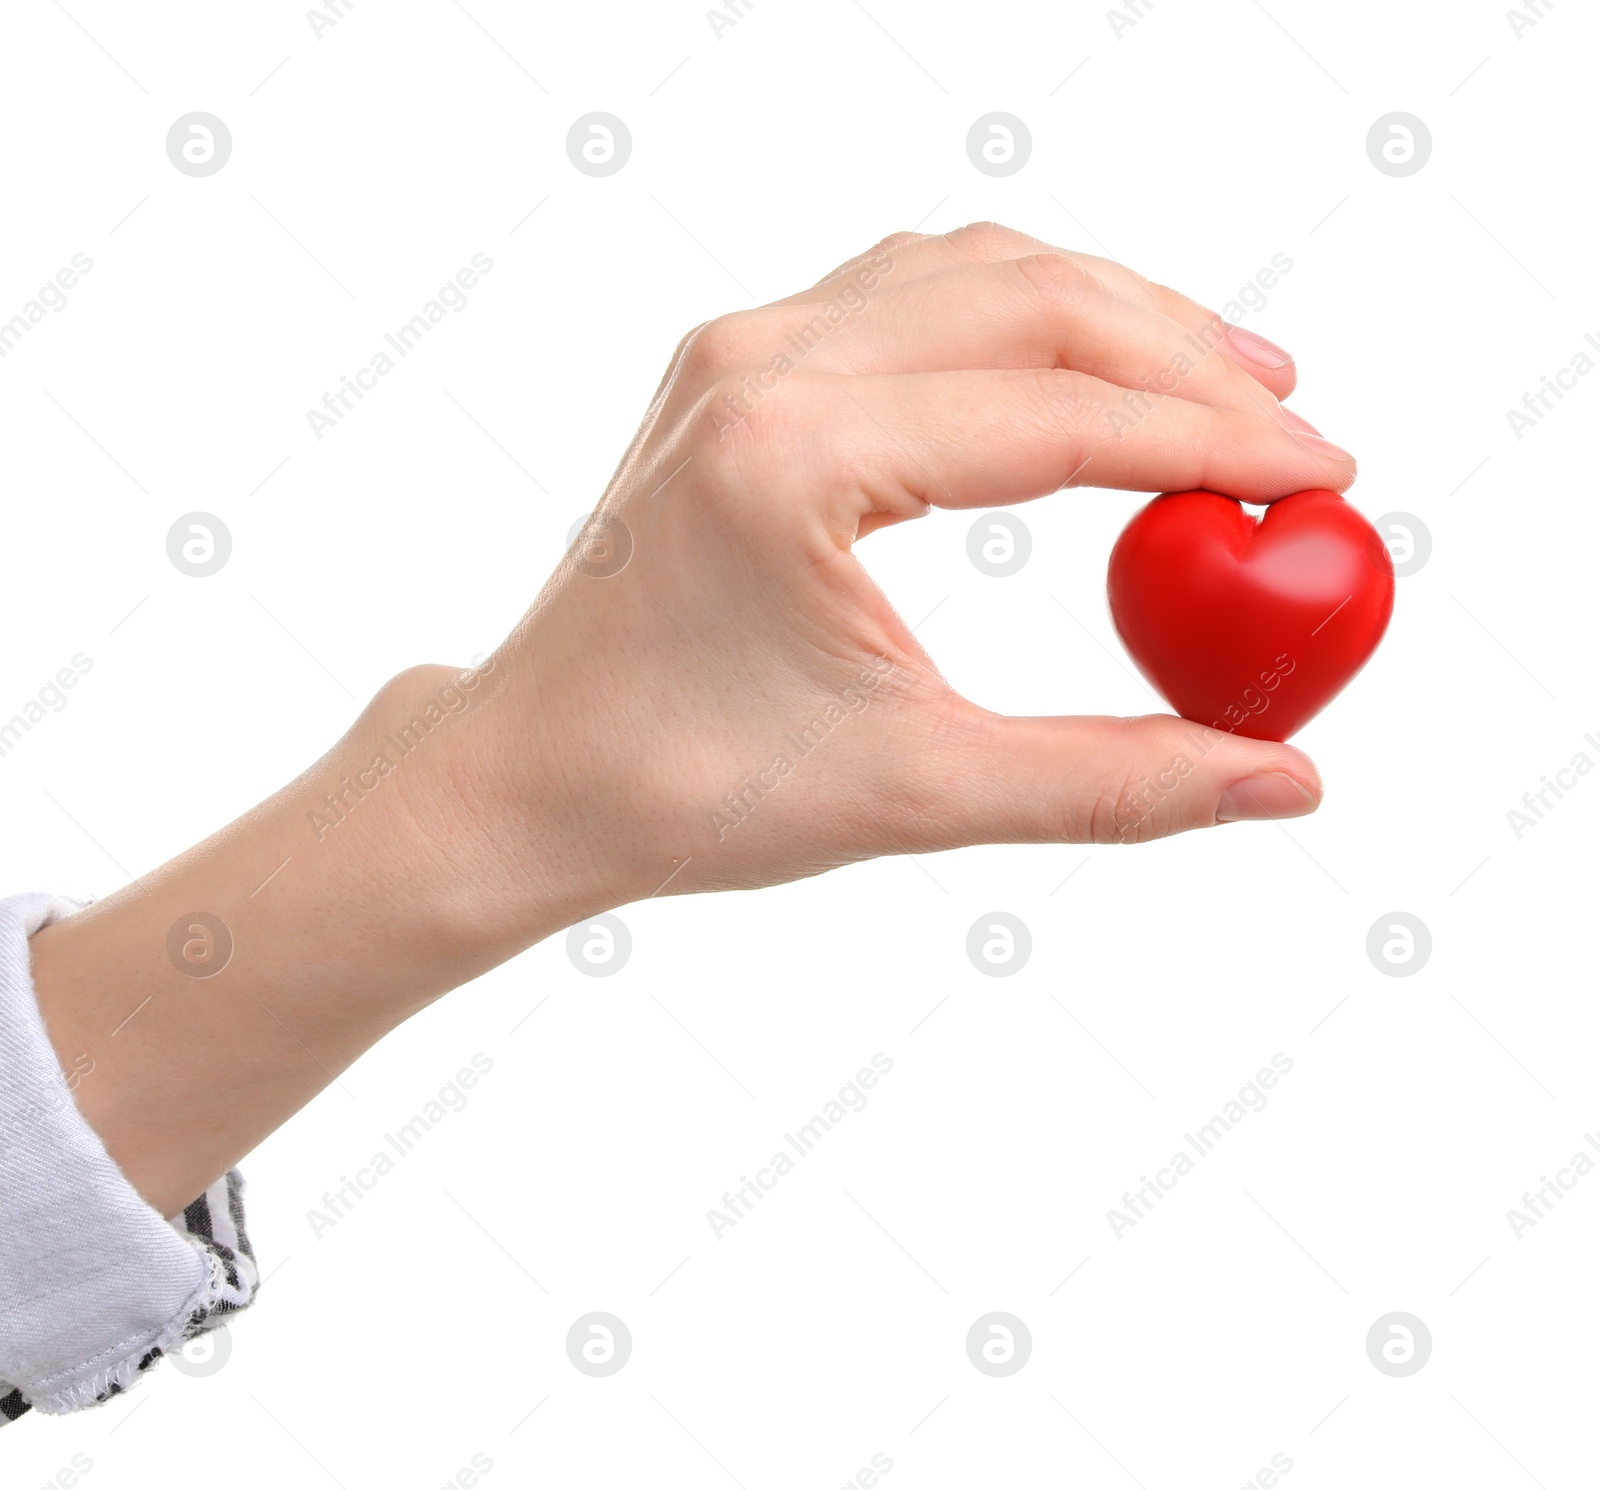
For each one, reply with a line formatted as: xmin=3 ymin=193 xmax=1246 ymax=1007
xmin=0 ymin=892 xmax=260 ymax=1425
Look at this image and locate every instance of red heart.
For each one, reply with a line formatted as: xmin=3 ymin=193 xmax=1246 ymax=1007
xmin=1106 ymin=490 xmax=1394 ymax=742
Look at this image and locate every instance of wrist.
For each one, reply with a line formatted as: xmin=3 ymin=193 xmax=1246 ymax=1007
xmin=356 ymin=656 xmax=628 ymax=967
xmin=28 ymin=658 xmax=576 ymax=1214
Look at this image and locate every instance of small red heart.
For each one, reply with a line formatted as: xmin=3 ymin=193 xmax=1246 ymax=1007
xmin=1106 ymin=489 xmax=1394 ymax=742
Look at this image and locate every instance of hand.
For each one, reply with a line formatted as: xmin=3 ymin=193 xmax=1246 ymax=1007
xmin=32 ymin=223 xmax=1351 ymax=1214
xmin=467 ymin=222 xmax=1350 ymax=922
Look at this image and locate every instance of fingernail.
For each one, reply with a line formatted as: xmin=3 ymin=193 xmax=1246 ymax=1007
xmin=1226 ymin=325 xmax=1294 ymax=370
xmin=1296 ymin=433 xmax=1356 ymax=466
xmin=1282 ymin=409 xmax=1322 ymax=437
xmin=1215 ymin=772 xmax=1319 ymax=823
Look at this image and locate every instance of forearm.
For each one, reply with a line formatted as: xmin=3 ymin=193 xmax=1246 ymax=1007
xmin=27 ymin=660 xmax=579 ymax=1218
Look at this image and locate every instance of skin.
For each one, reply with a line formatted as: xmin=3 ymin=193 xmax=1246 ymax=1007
xmin=29 ymin=223 xmax=1351 ymax=1218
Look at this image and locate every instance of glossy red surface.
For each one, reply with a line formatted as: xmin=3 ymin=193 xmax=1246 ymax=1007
xmin=1106 ymin=489 xmax=1395 ymax=741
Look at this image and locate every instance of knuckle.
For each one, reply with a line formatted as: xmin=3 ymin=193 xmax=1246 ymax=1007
xmin=868 ymin=230 xmax=922 ymax=257
xmin=1025 ymin=365 xmax=1095 ymax=421
xmin=1024 ymin=363 xmax=1069 ymax=403
xmin=1194 ymin=306 xmax=1230 ymax=344
xmin=1091 ymin=765 xmax=1155 ymax=845
xmin=1012 ymin=368 xmax=1101 ymax=476
xmin=679 ymin=312 xmax=762 ymax=383
xmin=1087 ymin=718 xmax=1213 ymax=844
xmin=1012 ymin=252 xmax=1095 ymax=312
xmin=944 ymin=220 xmax=1023 ymax=259
xmin=665 ymin=319 xmax=709 ymax=375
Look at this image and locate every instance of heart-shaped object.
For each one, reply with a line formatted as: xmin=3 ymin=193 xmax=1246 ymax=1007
xmin=1106 ymin=489 xmax=1394 ymax=742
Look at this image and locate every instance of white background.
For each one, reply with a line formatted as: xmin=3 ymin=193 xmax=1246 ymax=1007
xmin=2 ymin=0 xmax=1596 ymax=1486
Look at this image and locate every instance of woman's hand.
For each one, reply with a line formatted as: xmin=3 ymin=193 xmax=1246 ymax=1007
xmin=467 ymin=222 xmax=1350 ymax=922
xmin=32 ymin=224 xmax=1351 ymax=1215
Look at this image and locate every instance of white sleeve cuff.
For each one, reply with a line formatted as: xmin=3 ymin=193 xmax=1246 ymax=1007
xmin=0 ymin=892 xmax=258 ymax=1420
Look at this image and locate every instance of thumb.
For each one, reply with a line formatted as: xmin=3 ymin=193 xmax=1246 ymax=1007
xmin=926 ymin=712 xmax=1322 ymax=848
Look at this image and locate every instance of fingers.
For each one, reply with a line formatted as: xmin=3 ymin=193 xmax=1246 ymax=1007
xmin=900 ymin=711 xmax=1321 ymax=850
xmin=787 ymin=255 xmax=1295 ymax=429
xmin=777 ymin=225 xmax=1299 ymax=401
xmin=790 ymin=222 xmax=1137 ymax=306
xmin=1126 ymin=275 xmax=1299 ymax=402
xmin=805 ymin=367 xmax=1354 ymax=516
